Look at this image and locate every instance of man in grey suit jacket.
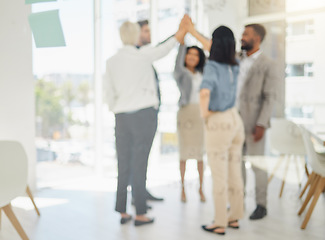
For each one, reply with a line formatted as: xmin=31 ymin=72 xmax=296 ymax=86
xmin=237 ymin=24 xmax=279 ymax=220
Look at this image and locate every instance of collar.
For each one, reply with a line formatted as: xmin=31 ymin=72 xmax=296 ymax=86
xmin=242 ymin=49 xmax=262 ymax=60
xmin=119 ymin=45 xmax=138 ymax=52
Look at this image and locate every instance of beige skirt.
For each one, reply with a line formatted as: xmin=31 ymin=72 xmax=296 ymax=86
xmin=177 ymin=104 xmax=204 ymax=161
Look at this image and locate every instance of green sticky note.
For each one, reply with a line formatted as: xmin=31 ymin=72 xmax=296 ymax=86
xmin=26 ymin=0 xmax=57 ymax=4
xmin=28 ymin=10 xmax=66 ymax=48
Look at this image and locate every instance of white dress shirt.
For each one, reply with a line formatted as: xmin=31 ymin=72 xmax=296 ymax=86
xmin=189 ymin=71 xmax=203 ymax=104
xmin=105 ymin=37 xmax=177 ymax=114
xmin=236 ymin=49 xmax=262 ymax=102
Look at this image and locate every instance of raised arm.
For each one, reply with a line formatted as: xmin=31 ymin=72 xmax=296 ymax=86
xmin=174 ymin=45 xmax=187 ymax=76
xmin=183 ymin=15 xmax=212 ymax=51
xmin=140 ymin=17 xmax=188 ymax=62
xmin=190 ymin=29 xmax=212 ymax=52
xmin=173 ymin=44 xmax=188 ymax=92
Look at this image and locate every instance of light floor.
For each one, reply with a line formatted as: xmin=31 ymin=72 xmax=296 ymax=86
xmin=0 ymin=155 xmax=324 ymax=240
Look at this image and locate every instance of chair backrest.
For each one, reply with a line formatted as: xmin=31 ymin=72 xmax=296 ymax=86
xmin=269 ymin=118 xmax=306 ymax=155
xmin=0 ymin=141 xmax=28 ymax=207
xmin=299 ymin=127 xmax=325 ymax=177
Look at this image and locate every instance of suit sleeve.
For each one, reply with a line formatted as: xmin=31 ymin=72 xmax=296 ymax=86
xmin=256 ymin=59 xmax=280 ymax=128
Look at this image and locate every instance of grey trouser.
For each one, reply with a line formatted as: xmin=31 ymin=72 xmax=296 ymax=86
xmin=242 ymin=134 xmax=267 ymax=207
xmin=115 ymin=107 xmax=157 ymax=215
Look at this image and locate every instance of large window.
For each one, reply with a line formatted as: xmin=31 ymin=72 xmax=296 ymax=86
xmin=33 ymin=0 xmax=95 ymax=188
xmin=287 ymin=20 xmax=314 ymax=36
xmin=286 ymin=63 xmax=314 ymax=77
xmin=284 ymin=1 xmax=325 ymax=123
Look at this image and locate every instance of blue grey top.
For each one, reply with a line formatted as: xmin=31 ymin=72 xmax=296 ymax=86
xmin=200 ymin=60 xmax=239 ymax=112
xmin=173 ymin=45 xmax=193 ymax=107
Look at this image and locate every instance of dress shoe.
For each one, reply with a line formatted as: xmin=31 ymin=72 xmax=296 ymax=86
xmin=146 ymin=192 xmax=164 ymax=201
xmin=249 ymin=204 xmax=267 ymax=220
xmin=134 ymin=218 xmax=154 ymax=226
xmin=120 ymin=216 xmax=132 ymax=224
xmin=146 ymin=204 xmax=152 ymax=210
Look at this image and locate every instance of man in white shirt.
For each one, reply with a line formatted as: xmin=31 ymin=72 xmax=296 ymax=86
xmin=106 ymin=20 xmax=186 ymax=226
xmin=237 ymin=24 xmax=279 ymax=220
xmin=129 ymin=19 xmax=164 ymax=205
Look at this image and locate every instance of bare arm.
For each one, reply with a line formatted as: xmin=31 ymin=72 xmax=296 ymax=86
xmin=199 ymin=89 xmax=213 ymax=118
xmin=189 ymin=28 xmax=212 ymax=52
xmin=183 ymin=15 xmax=211 ymax=51
xmin=174 ymin=16 xmax=188 ymax=43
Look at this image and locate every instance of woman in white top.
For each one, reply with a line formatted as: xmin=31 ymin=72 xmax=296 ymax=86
xmin=173 ymin=44 xmax=206 ymax=203
xmin=106 ymin=20 xmax=186 ymax=226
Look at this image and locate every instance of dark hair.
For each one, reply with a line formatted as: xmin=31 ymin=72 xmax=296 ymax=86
xmin=184 ymin=46 xmax=206 ymax=73
xmin=137 ymin=20 xmax=149 ymax=28
xmin=245 ymin=23 xmax=266 ymax=42
xmin=209 ymin=26 xmax=237 ymax=65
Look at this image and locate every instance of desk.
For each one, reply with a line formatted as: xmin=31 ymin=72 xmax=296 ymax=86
xmin=304 ymin=125 xmax=325 ymax=147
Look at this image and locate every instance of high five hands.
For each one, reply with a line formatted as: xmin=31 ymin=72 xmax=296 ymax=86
xmin=175 ymin=14 xmax=193 ymax=43
xmin=177 ymin=14 xmax=212 ymax=51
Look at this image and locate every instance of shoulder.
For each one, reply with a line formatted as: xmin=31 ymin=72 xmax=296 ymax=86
xmin=205 ymin=60 xmax=234 ymax=72
xmin=204 ymin=60 xmax=221 ymax=70
xmin=203 ymin=61 xmax=222 ymax=80
xmin=259 ymin=53 xmax=275 ymax=66
xmin=106 ymin=55 xmax=116 ymax=67
xmin=203 ymin=60 xmax=217 ymax=74
xmin=138 ymin=44 xmax=153 ymax=52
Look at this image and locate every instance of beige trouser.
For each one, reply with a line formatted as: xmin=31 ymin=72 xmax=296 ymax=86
xmin=204 ymin=107 xmax=245 ymax=227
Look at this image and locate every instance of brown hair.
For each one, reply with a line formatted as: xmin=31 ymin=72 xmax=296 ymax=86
xmin=137 ymin=20 xmax=149 ymax=28
xmin=245 ymin=24 xmax=266 ymax=42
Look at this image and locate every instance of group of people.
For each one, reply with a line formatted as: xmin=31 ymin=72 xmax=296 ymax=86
xmin=105 ymin=14 xmax=279 ymax=235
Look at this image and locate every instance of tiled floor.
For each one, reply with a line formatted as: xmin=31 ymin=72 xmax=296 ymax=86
xmin=0 ymin=154 xmax=324 ymax=240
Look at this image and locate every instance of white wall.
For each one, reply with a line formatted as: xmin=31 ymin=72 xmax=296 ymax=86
xmin=0 ymin=2 xmax=36 ymax=189
xmin=202 ymin=0 xmax=246 ymax=42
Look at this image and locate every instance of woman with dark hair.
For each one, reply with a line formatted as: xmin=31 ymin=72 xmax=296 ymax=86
xmin=174 ymin=43 xmax=206 ymax=203
xmin=191 ymin=24 xmax=245 ymax=235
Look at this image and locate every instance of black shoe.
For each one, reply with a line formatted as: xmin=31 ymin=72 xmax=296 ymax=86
xmin=134 ymin=218 xmax=154 ymax=226
xmin=120 ymin=216 xmax=132 ymax=224
xmin=201 ymin=225 xmax=225 ymax=235
xmin=249 ymin=204 xmax=267 ymax=220
xmin=146 ymin=191 xmax=164 ymax=201
xmin=228 ymin=220 xmax=239 ymax=229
